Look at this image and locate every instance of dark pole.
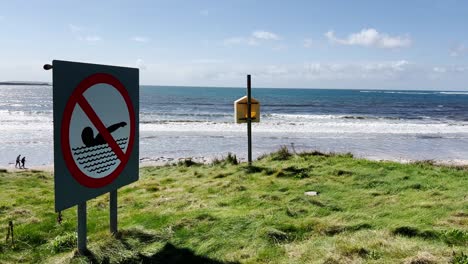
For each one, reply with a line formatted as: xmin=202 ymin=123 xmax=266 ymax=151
xmin=110 ymin=190 xmax=117 ymax=235
xmin=77 ymin=202 xmax=87 ymax=254
xmin=247 ymin=75 xmax=252 ymax=165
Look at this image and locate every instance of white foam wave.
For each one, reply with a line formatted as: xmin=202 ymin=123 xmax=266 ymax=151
xmin=2 ymin=110 xmax=468 ymax=135
xmin=264 ymin=113 xmax=345 ymax=120
xmin=265 ymin=113 xmax=403 ymax=121
xmin=140 ymin=120 xmax=468 ymax=134
xmin=0 ymin=110 xmax=53 ymax=130
xmin=360 ymin=90 xmax=433 ymax=95
xmin=439 ymin=92 xmax=468 ymax=95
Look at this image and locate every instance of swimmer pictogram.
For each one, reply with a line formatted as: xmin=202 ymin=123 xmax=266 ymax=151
xmin=81 ymin=122 xmax=127 ymax=147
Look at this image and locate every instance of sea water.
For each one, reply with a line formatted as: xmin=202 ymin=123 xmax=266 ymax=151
xmin=1 ymin=85 xmax=468 ymax=166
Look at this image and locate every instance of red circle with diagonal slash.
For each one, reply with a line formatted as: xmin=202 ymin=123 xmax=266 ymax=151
xmin=61 ymin=73 xmax=135 ymax=188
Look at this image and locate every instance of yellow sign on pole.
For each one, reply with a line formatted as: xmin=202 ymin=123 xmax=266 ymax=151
xmin=234 ymin=96 xmax=260 ymax=123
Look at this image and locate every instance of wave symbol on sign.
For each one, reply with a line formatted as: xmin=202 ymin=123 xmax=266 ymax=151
xmin=72 ymin=137 xmax=127 ymax=175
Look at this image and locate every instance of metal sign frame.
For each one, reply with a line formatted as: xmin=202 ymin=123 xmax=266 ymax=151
xmin=53 ymin=60 xmax=139 ymax=211
xmin=51 ymin=60 xmax=139 ymax=253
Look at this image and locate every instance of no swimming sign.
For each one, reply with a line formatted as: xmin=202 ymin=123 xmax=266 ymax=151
xmin=53 ymin=60 xmax=139 ymax=212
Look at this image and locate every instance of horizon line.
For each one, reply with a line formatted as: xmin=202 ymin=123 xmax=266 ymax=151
xmin=1 ymin=81 xmax=466 ymax=92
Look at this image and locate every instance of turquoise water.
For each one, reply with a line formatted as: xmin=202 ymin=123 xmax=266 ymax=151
xmin=1 ymin=85 xmax=468 ymax=166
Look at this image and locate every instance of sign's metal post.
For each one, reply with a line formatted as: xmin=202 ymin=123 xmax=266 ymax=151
xmin=77 ymin=202 xmax=87 ymax=254
xmin=247 ymin=75 xmax=252 ymax=166
xmin=110 ymin=190 xmax=118 ymax=235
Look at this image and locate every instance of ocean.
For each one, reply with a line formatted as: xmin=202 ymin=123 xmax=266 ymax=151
xmin=1 ymin=85 xmax=468 ymax=167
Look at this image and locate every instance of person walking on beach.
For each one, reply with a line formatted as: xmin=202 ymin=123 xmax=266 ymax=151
xmin=20 ymin=156 xmax=26 ymax=169
xmin=15 ymin=155 xmax=21 ymax=168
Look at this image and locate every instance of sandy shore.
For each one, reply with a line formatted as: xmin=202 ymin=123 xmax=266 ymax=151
xmin=1 ymin=155 xmax=467 ymax=173
xmin=1 ymin=164 xmax=54 ymax=172
xmin=0 ymin=156 xmax=215 ymax=172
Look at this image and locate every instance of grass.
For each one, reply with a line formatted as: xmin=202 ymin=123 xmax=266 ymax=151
xmin=0 ymin=149 xmax=467 ymax=263
xmin=212 ymin=152 xmax=239 ymax=166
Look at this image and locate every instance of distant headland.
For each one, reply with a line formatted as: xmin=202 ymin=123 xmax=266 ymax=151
xmin=0 ymin=81 xmax=51 ymax=86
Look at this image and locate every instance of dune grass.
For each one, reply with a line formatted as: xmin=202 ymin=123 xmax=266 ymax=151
xmin=0 ymin=149 xmax=467 ymax=263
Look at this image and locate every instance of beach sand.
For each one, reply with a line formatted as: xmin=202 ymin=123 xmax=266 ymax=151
xmin=1 ymin=156 xmax=214 ymax=172
xmin=2 ymin=152 xmax=467 ymax=173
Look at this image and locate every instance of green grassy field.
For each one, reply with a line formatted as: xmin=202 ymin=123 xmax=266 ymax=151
xmin=0 ymin=149 xmax=467 ymax=263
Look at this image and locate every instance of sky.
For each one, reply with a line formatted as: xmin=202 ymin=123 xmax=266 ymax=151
xmin=0 ymin=0 xmax=467 ymax=90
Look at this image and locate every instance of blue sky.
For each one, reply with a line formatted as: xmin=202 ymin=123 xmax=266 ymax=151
xmin=0 ymin=0 xmax=467 ymax=89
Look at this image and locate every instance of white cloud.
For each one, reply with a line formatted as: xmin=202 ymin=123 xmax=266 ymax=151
xmin=454 ymin=66 xmax=468 ymax=72
xmin=304 ymin=38 xmax=313 ymax=48
xmin=132 ymin=36 xmax=149 ymax=43
xmin=252 ymin=30 xmax=280 ymax=40
xmin=84 ymin=35 xmax=101 ymax=42
xmin=223 ymin=36 xmax=259 ymax=46
xmin=325 ymin=28 xmax=411 ymax=49
xmin=433 ymin=67 xmax=446 ymax=73
xmin=429 ymin=65 xmax=468 ymax=81
xmin=191 ymin=59 xmax=224 ymax=64
xmin=137 ymin=60 xmax=417 ymax=86
xmin=263 ymin=65 xmax=289 ymax=75
xmin=69 ymin=24 xmax=83 ymax=33
xmin=97 ymin=59 xmax=468 ymax=90
xmin=272 ymin=44 xmax=287 ymax=51
xmin=433 ymin=65 xmax=468 ymax=74
xmin=224 ymin=37 xmax=249 ymax=46
xmin=68 ymin=24 xmax=102 ymax=43
xmin=136 ymin=59 xmax=147 ymax=70
xmin=224 ymin=30 xmax=280 ymax=46
xmin=3 ymin=59 xmax=467 ymax=90
xmin=302 ymin=60 xmax=412 ymax=80
xmin=450 ymin=44 xmax=467 ymax=57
